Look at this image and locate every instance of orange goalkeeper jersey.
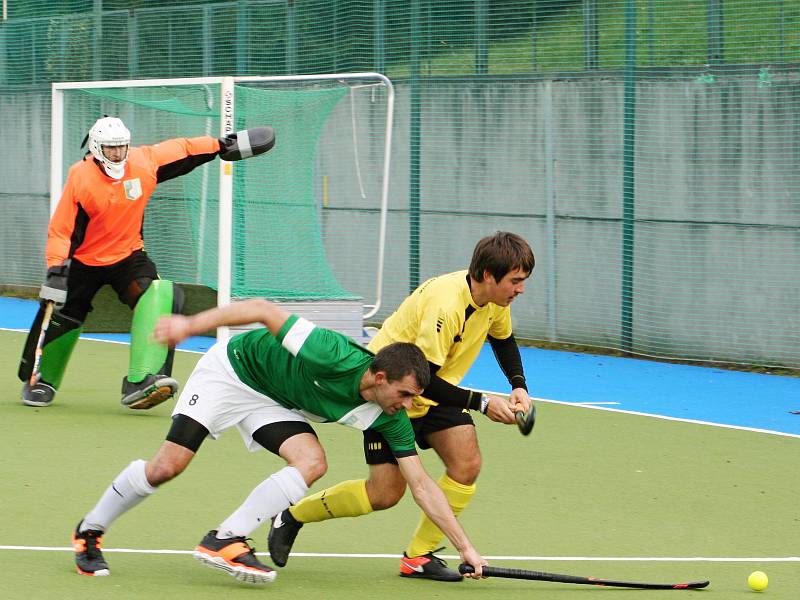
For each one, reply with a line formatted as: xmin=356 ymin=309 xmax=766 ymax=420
xmin=45 ymin=136 xmax=221 ymax=268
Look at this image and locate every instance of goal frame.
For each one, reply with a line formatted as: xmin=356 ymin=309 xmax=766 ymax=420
xmin=51 ymin=73 xmax=395 ymax=340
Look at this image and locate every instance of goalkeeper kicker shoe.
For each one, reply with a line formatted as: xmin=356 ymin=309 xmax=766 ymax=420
xmin=268 ymin=509 xmax=303 ymax=567
xmin=194 ymin=530 xmax=276 ymax=585
xmin=72 ymin=524 xmax=110 ymax=576
xmin=121 ymin=374 xmax=178 ymax=410
xmin=22 ymin=382 xmax=56 ymax=407
xmin=399 ymin=548 xmax=463 ymax=582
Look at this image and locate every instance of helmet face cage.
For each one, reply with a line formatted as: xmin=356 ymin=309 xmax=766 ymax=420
xmin=88 ymin=117 xmax=131 ymax=179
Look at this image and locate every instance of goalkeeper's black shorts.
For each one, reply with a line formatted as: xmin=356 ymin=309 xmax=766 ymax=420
xmin=61 ymin=250 xmax=158 ymax=322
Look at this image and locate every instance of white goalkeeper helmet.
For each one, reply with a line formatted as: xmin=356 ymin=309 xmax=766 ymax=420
xmin=88 ymin=117 xmax=130 ymax=179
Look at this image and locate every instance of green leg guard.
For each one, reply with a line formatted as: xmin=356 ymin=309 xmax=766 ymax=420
xmin=128 ymin=280 xmax=183 ymax=383
xmin=18 ymin=307 xmax=82 ymax=389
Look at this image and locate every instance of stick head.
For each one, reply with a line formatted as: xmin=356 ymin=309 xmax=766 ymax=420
xmin=515 ymin=402 xmax=536 ymax=436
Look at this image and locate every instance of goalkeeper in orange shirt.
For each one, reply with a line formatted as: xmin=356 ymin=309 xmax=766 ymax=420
xmin=18 ymin=116 xmax=274 ymax=410
xmin=269 ymin=231 xmax=535 ymax=581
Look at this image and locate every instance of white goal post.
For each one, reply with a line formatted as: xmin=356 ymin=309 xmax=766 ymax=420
xmin=50 ymin=73 xmax=395 ymax=341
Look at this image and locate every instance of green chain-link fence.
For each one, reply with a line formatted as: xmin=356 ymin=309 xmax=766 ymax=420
xmin=2 ymin=0 xmax=799 ymax=368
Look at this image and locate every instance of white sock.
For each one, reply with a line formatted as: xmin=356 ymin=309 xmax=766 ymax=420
xmin=81 ymin=460 xmax=156 ymax=532
xmin=217 ymin=466 xmax=308 ymax=539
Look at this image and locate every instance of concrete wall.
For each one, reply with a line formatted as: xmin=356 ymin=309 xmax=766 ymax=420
xmin=3 ymin=73 xmax=799 ymax=366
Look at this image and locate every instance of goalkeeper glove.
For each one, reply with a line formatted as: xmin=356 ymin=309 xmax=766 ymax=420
xmin=219 ymin=126 xmax=275 ymax=161
xmin=39 ymin=260 xmax=70 ymax=307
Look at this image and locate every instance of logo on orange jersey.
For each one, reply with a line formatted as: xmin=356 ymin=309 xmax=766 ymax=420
xmin=124 ymin=178 xmax=142 ymax=201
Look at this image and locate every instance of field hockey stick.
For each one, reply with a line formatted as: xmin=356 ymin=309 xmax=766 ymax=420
xmin=515 ymin=401 xmax=536 ymax=436
xmin=459 ymin=564 xmax=709 ymax=590
xmin=29 ymin=300 xmax=54 ymax=385
xmin=481 ymin=390 xmax=537 ymax=436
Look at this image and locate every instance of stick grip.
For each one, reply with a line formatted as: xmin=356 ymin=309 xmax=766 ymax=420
xmin=459 ymin=564 xmax=550 ymax=580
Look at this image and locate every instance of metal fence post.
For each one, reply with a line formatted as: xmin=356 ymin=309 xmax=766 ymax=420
xmin=707 ymin=0 xmax=724 ymax=64
xmin=475 ymin=0 xmax=487 ymax=75
xmin=621 ymin=0 xmax=636 ymax=351
xmin=409 ymin=0 xmax=421 ymax=292
xmin=583 ymin=0 xmax=598 ymax=69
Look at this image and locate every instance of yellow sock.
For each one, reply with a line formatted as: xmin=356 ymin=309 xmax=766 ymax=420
xmin=405 ymin=474 xmax=475 ymax=557
xmin=289 ymin=479 xmax=373 ymax=524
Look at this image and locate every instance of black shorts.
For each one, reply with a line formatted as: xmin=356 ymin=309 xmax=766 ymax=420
xmin=62 ymin=250 xmax=159 ymax=322
xmin=363 ymin=403 xmax=474 ymax=465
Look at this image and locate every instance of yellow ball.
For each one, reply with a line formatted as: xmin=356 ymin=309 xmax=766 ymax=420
xmin=747 ymin=571 xmax=768 ymax=592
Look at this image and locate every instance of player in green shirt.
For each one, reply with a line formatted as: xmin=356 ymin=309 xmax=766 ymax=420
xmin=70 ymin=298 xmax=487 ymax=584
xmin=269 ymin=232 xmax=535 ymax=582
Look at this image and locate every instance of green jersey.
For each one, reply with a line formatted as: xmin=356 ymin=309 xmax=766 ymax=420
xmin=227 ymin=314 xmax=417 ymax=457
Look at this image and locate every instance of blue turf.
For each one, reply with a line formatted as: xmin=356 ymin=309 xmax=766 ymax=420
xmin=3 ymin=296 xmax=798 ymax=435
xmin=0 ymin=297 xmax=215 ymax=353
xmin=462 ymin=345 xmax=800 ymax=436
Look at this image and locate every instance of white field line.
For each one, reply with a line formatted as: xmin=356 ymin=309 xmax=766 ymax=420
xmin=546 ymin=398 xmax=800 ymax=439
xmin=2 ymin=328 xmax=796 ymax=438
xmin=0 ymin=546 xmax=798 ymax=562
xmin=473 ymin=389 xmax=800 ymax=440
xmin=1 ymin=328 xmax=208 ymax=354
xmin=570 ymin=401 xmax=621 ymax=405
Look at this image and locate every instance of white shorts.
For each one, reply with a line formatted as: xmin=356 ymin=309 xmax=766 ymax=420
xmin=172 ymin=341 xmax=308 ymax=452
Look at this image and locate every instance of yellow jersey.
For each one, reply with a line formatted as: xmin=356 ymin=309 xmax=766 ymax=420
xmin=367 ymin=270 xmax=513 ymax=418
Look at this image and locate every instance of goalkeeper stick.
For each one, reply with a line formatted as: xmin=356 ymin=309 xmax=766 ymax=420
xmin=29 ymin=301 xmax=54 ymax=385
xmin=459 ymin=564 xmax=709 ymax=589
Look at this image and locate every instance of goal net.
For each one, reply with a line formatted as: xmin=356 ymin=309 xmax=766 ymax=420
xmin=52 ymin=75 xmax=393 ymax=318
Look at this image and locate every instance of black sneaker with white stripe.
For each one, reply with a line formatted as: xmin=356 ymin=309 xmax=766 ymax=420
xmin=267 ymin=509 xmax=303 ymax=567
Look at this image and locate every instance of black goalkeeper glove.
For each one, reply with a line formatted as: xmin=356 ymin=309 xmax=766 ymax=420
xmin=39 ymin=260 xmax=70 ymax=307
xmin=219 ymin=126 xmax=275 ymax=161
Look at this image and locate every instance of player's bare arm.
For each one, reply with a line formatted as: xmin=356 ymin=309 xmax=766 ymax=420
xmin=396 ymin=455 xmax=486 ymax=578
xmin=153 ymin=298 xmax=291 ymax=346
xmin=483 ymin=394 xmax=518 ymax=423
xmin=509 ymin=387 xmax=532 ymax=413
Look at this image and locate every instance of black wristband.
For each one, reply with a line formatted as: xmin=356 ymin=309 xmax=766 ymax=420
xmin=466 ymin=390 xmax=484 ymax=412
xmin=510 ymin=374 xmax=528 ymax=392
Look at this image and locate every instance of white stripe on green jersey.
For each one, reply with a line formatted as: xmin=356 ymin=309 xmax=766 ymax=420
xmin=226 ymin=315 xmax=417 ymax=457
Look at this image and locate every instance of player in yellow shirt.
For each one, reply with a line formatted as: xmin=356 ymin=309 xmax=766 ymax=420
xmin=269 ymin=231 xmax=535 ymax=581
